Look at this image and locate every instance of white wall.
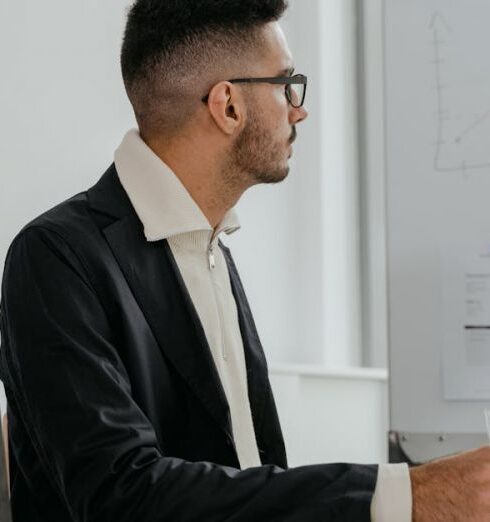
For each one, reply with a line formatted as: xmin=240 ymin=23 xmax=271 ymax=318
xmin=357 ymin=0 xmax=389 ymax=368
xmin=227 ymin=0 xmax=367 ymax=368
xmin=0 ymin=0 xmax=135 ymax=263
xmin=270 ymin=366 xmax=388 ymax=465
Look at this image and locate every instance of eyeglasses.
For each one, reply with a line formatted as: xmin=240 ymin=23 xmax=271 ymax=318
xmin=201 ymin=73 xmax=307 ymax=108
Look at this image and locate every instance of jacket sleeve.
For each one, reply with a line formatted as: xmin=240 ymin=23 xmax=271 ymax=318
xmin=0 ymin=225 xmax=377 ymax=522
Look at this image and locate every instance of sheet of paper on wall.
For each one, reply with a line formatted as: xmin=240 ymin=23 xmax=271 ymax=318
xmin=442 ymin=240 xmax=490 ymax=400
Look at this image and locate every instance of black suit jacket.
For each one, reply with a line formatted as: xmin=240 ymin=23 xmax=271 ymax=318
xmin=0 ymin=164 xmax=377 ymax=521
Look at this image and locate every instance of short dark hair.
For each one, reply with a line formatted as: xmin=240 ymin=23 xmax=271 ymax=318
xmin=121 ymin=0 xmax=288 ymax=138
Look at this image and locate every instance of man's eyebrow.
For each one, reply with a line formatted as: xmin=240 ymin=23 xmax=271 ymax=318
xmin=277 ymin=66 xmax=295 ymax=77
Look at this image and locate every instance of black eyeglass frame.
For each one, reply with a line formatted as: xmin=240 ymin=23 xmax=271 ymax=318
xmin=201 ymin=73 xmax=307 ymax=108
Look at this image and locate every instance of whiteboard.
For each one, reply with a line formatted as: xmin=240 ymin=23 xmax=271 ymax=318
xmin=385 ymin=0 xmax=490 ymax=447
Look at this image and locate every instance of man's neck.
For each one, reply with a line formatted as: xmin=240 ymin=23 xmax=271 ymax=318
xmin=144 ymin=134 xmax=248 ymax=229
xmin=173 ymin=164 xmax=243 ymax=229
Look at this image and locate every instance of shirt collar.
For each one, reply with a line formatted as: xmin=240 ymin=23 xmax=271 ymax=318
xmin=114 ymin=129 xmax=240 ymax=242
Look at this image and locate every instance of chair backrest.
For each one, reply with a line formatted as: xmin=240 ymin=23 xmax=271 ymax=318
xmin=0 ymin=411 xmax=12 ymax=522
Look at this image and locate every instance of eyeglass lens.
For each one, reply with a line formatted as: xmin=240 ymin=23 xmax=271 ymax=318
xmin=287 ymin=83 xmax=305 ymax=107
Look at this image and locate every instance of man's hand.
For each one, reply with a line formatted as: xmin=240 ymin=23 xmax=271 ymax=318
xmin=410 ymin=446 xmax=490 ymax=521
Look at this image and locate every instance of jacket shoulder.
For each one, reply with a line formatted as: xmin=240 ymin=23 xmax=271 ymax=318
xmin=24 ymin=190 xmax=88 ymax=229
xmin=15 ymin=163 xmax=125 ymax=243
xmin=15 ymin=165 xmax=122 ymax=249
xmin=11 ymin=192 xmax=101 ymax=257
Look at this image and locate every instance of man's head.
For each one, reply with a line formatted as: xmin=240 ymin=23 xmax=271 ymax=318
xmin=121 ymin=0 xmax=308 ymax=188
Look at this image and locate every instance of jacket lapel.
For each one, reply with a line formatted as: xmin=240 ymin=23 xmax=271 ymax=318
xmin=220 ymin=243 xmax=270 ymax=441
xmin=87 ymin=165 xmax=232 ymax=439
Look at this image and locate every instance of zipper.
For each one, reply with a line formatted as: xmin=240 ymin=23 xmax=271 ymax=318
xmin=208 ymin=243 xmax=216 ymax=270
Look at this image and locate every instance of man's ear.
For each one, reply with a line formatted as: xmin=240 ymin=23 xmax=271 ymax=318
xmin=206 ymin=81 xmax=243 ymax=135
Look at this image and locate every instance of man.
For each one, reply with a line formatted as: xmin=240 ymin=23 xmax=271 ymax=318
xmin=1 ymin=1 xmax=490 ymax=521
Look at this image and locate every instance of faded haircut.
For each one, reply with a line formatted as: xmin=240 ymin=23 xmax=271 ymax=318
xmin=121 ymin=0 xmax=288 ymax=138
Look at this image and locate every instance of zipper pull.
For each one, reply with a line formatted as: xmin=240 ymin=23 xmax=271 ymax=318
xmin=208 ymin=245 xmax=216 ymax=270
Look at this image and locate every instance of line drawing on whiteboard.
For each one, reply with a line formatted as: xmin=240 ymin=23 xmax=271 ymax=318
xmin=430 ymin=11 xmax=490 ymax=174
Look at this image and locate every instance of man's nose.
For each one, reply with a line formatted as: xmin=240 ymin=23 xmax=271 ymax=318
xmin=291 ymin=105 xmax=308 ymax=124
